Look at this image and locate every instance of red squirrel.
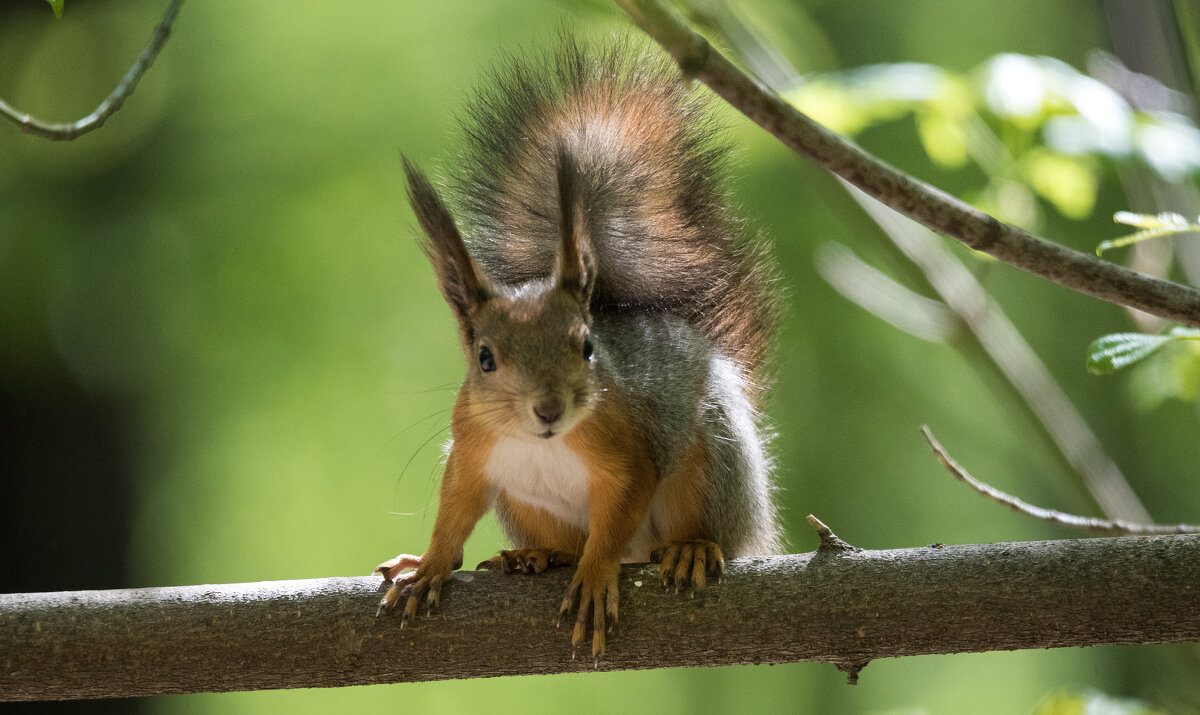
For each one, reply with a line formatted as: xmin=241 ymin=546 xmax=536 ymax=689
xmin=376 ymin=37 xmax=782 ymax=658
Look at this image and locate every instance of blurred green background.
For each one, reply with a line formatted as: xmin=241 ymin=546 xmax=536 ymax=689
xmin=3 ymin=0 xmax=1199 ymax=713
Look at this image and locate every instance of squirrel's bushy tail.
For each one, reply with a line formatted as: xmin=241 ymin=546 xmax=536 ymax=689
xmin=447 ymin=36 xmax=779 ymax=393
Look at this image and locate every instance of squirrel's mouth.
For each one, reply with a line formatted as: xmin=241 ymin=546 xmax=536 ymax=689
xmin=538 ymin=429 xmax=556 ymax=439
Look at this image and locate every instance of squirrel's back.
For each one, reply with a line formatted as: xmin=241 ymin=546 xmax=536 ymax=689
xmin=446 ymin=37 xmax=779 ymax=394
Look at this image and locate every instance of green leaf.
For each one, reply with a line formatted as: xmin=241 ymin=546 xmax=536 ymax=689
xmin=1097 ymin=211 xmax=1200 ymax=255
xmin=46 ymin=0 xmax=63 ymax=18
xmin=1022 ymin=149 xmax=1097 ymax=219
xmin=916 ymin=108 xmax=969 ymax=168
xmin=1034 ymin=689 xmax=1162 ymax=715
xmin=1129 ymin=337 xmax=1200 ymax=409
xmin=1112 ymin=210 xmax=1191 ymax=229
xmin=1087 ymin=333 xmax=1173 ymax=375
xmin=1086 ymin=327 xmax=1200 ymax=375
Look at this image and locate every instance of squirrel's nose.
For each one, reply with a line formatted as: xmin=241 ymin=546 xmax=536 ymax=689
xmin=533 ymin=396 xmax=564 ymax=424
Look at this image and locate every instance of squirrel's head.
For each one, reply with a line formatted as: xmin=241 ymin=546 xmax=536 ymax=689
xmin=405 ymin=147 xmax=598 ymax=441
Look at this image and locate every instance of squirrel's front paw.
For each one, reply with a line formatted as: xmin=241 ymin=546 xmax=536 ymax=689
xmin=653 ymin=539 xmax=725 ymax=597
xmin=476 ymin=548 xmax=576 ymax=574
xmin=373 ymin=553 xmax=450 ymax=625
xmin=557 ymin=558 xmax=620 ymax=659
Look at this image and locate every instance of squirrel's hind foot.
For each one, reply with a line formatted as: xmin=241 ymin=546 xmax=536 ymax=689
xmin=476 ymin=548 xmax=576 ymax=574
xmin=653 ymin=539 xmax=725 ymax=597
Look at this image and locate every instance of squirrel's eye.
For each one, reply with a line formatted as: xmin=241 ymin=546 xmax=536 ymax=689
xmin=479 ymin=345 xmax=496 ymax=372
xmin=582 ymin=336 xmax=593 ymax=361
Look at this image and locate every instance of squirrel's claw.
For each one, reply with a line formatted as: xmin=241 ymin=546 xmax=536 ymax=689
xmin=374 ymin=553 xmax=450 ymax=626
xmin=479 ymin=548 xmax=576 ymax=574
xmin=655 ymin=539 xmax=724 ymax=596
xmin=559 ymin=560 xmax=619 ymax=660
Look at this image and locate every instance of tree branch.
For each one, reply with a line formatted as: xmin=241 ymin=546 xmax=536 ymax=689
xmin=845 ymin=185 xmax=1153 ymax=522
xmin=615 ymin=0 xmax=1200 ymax=328
xmin=0 ymin=0 xmax=183 ymax=141
xmin=922 ymin=426 xmax=1200 ymax=535
xmin=4 ymin=532 xmax=1200 ymax=701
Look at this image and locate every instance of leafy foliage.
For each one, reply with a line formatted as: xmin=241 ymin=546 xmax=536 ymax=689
xmin=786 ymin=54 xmax=1200 ymax=229
xmin=46 ymin=0 xmax=63 ymax=19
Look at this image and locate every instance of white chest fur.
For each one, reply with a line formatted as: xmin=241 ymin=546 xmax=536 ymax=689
xmin=483 ymin=437 xmax=591 ymax=530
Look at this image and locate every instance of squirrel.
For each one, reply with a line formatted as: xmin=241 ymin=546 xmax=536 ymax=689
xmin=375 ymin=37 xmax=783 ymax=658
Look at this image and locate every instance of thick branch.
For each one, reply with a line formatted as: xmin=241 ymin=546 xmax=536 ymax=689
xmin=0 ymin=0 xmax=183 ymax=141
xmin=4 ymin=535 xmax=1200 ymax=700
xmin=616 ymin=0 xmax=1200 ymax=328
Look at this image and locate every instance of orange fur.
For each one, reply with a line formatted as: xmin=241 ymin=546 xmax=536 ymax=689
xmin=564 ymin=401 xmax=659 ymax=562
xmin=495 ymin=495 xmax=587 ymax=556
xmin=648 ymin=437 xmax=710 ymax=545
xmin=420 ymin=390 xmax=498 ymax=568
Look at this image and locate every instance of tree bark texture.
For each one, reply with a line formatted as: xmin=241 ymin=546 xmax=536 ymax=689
xmin=3 ymin=535 xmax=1199 ymax=701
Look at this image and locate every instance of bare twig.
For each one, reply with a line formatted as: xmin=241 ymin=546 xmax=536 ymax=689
xmin=616 ymin=0 xmax=1200 ymax=328
xmin=851 ymin=187 xmax=1152 ymax=522
xmin=921 ymin=425 xmax=1200 ymax=535
xmin=0 ymin=0 xmax=183 ymax=141
xmin=5 ymin=535 xmax=1200 ymax=700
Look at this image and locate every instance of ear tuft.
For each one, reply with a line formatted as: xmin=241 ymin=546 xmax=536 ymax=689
xmin=554 ymin=144 xmax=595 ymax=305
xmin=403 ymin=155 xmax=492 ymax=323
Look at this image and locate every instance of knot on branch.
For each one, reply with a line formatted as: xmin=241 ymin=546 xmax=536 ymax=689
xmin=806 ymin=514 xmax=862 ymax=554
xmin=835 ymin=659 xmax=870 ymax=685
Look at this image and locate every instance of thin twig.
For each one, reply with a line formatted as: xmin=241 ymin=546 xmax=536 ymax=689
xmin=616 ymin=0 xmax=1200 ymax=328
xmin=0 ymin=0 xmax=184 ymax=141
xmin=850 ymin=186 xmax=1152 ymax=522
xmin=921 ymin=425 xmax=1200 ymax=535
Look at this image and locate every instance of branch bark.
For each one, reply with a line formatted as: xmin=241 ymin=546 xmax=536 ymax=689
xmin=4 ymin=534 xmax=1200 ymax=701
xmin=616 ymin=0 xmax=1200 ymax=328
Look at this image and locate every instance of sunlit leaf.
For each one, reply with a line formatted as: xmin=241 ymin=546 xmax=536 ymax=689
xmin=1053 ymin=65 xmax=1133 ymax=155
xmin=1087 ymin=327 xmax=1200 ymax=375
xmin=46 ymin=0 xmax=63 ymax=18
xmin=983 ymin=54 xmax=1047 ymax=125
xmin=796 ymin=52 xmax=1199 ymax=190
xmin=785 ymin=81 xmax=872 ymax=135
xmin=1022 ymin=149 xmax=1097 ymax=219
xmin=1034 ymin=690 xmax=1162 ymax=715
xmin=916 ymin=109 xmax=968 ymax=168
xmin=1136 ymin=111 xmax=1200 ymax=181
xmin=1113 ymin=210 xmax=1192 ymax=229
xmin=974 ymin=179 xmax=1039 ymax=231
xmin=1097 ymin=211 xmax=1200 ymax=255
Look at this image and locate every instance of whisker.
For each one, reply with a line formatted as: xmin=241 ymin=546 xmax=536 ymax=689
xmin=396 ymin=423 xmax=453 ymax=489
xmin=375 ymin=408 xmax=454 ymax=465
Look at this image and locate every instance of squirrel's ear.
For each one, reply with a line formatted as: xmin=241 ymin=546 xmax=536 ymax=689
xmin=554 ymin=145 xmax=595 ymax=305
xmin=404 ymin=156 xmax=492 ymax=323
